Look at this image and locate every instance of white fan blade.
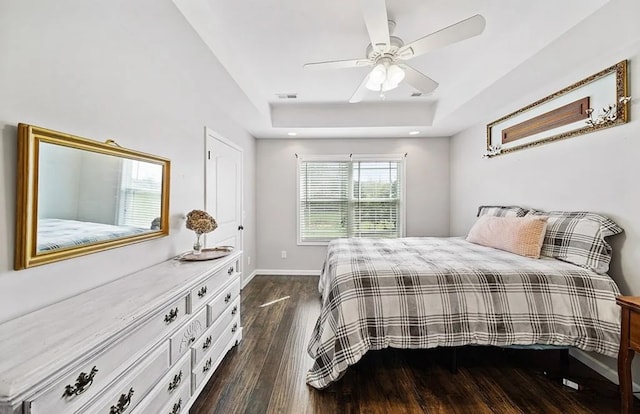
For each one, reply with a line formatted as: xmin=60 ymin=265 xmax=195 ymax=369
xmin=399 ymin=64 xmax=439 ymax=94
xmin=360 ymin=0 xmax=390 ymax=51
xmin=349 ymin=73 xmax=371 ymax=103
xmin=397 ymin=14 xmax=486 ymax=59
xmin=304 ymin=58 xmax=372 ymax=70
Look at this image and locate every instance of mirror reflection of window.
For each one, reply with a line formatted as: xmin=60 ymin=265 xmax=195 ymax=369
xmin=117 ymin=160 xmax=163 ymax=229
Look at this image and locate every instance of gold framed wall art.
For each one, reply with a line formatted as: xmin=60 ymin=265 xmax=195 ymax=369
xmin=485 ymin=60 xmax=629 ymax=157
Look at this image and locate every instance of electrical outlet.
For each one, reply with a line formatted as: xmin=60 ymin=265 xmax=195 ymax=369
xmin=281 ymin=250 xmax=287 ymax=259
xmin=247 ymin=256 xmax=251 ymax=265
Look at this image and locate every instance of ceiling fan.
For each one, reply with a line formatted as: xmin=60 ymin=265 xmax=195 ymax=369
xmin=303 ymin=0 xmax=486 ymax=103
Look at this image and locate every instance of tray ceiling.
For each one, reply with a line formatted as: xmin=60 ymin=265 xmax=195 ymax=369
xmin=174 ymin=0 xmax=609 ymax=138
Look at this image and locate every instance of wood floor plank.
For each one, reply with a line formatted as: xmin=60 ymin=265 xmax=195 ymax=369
xmin=191 ymin=275 xmax=630 ymax=414
xmin=190 ymin=278 xmax=291 ymax=414
xmin=267 ymin=278 xmax=321 ymax=414
xmin=407 ymin=352 xmax=495 ymax=414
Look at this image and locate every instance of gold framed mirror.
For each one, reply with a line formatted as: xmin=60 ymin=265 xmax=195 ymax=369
xmin=15 ymin=124 xmax=171 ymax=269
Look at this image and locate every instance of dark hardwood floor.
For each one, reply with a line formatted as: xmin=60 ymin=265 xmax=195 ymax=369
xmin=191 ymin=275 xmax=630 ymax=414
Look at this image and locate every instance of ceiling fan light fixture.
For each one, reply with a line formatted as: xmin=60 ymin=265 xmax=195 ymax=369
xmin=365 ymin=76 xmax=380 ymax=91
xmin=365 ymin=63 xmax=405 ymax=92
xmin=381 ymin=78 xmax=397 ymax=91
xmin=365 ymin=64 xmax=387 ymax=91
xmin=387 ymin=64 xmax=405 ymax=84
xmin=370 ymin=63 xmax=387 ymax=82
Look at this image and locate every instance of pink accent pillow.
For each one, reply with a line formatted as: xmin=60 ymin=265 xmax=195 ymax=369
xmin=466 ymin=215 xmax=549 ymax=259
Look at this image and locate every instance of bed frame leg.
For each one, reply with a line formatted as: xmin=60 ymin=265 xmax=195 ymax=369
xmin=450 ymin=347 xmax=458 ymax=374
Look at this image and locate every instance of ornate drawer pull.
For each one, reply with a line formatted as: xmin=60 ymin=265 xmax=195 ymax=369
xmin=231 ymin=305 xmax=238 ymax=315
xmin=231 ymin=323 xmax=238 ymax=333
xmin=62 ymin=366 xmax=98 ymax=398
xmin=109 ymin=388 xmax=134 ymax=414
xmin=170 ymin=398 xmax=182 ymax=414
xmin=167 ymin=371 xmax=182 ymax=393
xmin=203 ymin=358 xmax=212 ymax=373
xmin=202 ymin=336 xmax=212 ymax=350
xmin=197 ymin=286 xmax=208 ymax=298
xmin=227 ymin=267 xmax=234 ymax=275
xmin=164 ymin=308 xmax=179 ymax=324
xmin=224 ymin=293 xmax=232 ymax=303
xmin=188 ymin=336 xmax=196 ymax=344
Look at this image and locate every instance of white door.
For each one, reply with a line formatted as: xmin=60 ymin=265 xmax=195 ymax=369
xmin=204 ymin=128 xmax=243 ymax=255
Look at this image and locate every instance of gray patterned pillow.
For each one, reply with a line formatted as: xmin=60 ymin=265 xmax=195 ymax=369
xmin=526 ymin=210 xmax=623 ymax=274
xmin=477 ymin=205 xmax=528 ymax=218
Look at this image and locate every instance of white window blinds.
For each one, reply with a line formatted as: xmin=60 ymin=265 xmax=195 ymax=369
xmin=118 ymin=160 xmax=163 ymax=229
xmin=298 ymin=156 xmax=404 ymax=243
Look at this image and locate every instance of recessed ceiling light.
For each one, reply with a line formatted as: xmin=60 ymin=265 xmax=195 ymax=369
xmin=409 ymin=131 xmax=420 ymax=136
xmin=287 ymin=132 xmax=297 ymax=136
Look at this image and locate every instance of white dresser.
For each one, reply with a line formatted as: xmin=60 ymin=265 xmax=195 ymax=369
xmin=0 ymin=251 xmax=243 ymax=414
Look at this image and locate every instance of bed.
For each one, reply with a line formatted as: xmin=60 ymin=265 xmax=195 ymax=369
xmin=306 ymin=236 xmax=621 ymax=389
xmin=37 ymin=218 xmax=150 ymax=251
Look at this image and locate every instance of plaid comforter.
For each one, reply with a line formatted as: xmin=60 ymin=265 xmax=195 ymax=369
xmin=306 ymin=237 xmax=621 ymax=389
xmin=38 ymin=218 xmax=149 ymax=251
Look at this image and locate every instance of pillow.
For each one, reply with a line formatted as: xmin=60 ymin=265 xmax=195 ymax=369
xmin=526 ymin=210 xmax=623 ymax=274
xmin=466 ymin=215 xmax=549 ymax=258
xmin=477 ymin=205 xmax=528 ymax=218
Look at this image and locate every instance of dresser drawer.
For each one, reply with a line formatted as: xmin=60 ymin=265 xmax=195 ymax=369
xmin=191 ymin=315 xmax=241 ymax=392
xmin=169 ymin=307 xmax=207 ymax=364
xmin=25 ymin=296 xmax=188 ymax=414
xmin=194 ymin=297 xmax=240 ymax=367
xmin=189 ymin=263 xmax=238 ymax=313
xmin=130 ymin=352 xmax=190 ymax=414
xmin=82 ymin=341 xmax=171 ymax=414
xmin=158 ymin=381 xmax=190 ymax=414
xmin=207 ymin=277 xmax=241 ymax=326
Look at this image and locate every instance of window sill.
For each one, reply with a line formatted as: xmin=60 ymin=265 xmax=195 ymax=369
xmin=297 ymin=241 xmax=331 ymax=246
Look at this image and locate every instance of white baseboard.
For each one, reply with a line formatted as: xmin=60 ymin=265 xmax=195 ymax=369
xmin=241 ymin=269 xmax=319 ymax=288
xmin=242 ymin=270 xmax=258 ymax=289
xmin=570 ymin=349 xmax=640 ymax=392
xmin=253 ymin=269 xmax=320 ymax=276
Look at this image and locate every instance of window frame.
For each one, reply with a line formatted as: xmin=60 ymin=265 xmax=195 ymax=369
xmin=116 ymin=159 xmax=163 ymax=228
xmin=296 ymin=154 xmax=406 ymax=246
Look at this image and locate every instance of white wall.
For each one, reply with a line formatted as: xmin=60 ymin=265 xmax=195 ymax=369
xmin=0 ymin=0 xmax=256 ymax=323
xmin=449 ymin=0 xmax=640 ymax=385
xmin=76 ymin=151 xmax=121 ymax=225
xmin=38 ymin=144 xmax=83 ymax=220
xmin=256 ymin=138 xmax=450 ymax=271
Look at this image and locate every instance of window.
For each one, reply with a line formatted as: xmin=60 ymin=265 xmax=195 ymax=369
xmin=298 ymin=155 xmax=405 ymax=244
xmin=117 ymin=159 xmax=163 ymax=228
